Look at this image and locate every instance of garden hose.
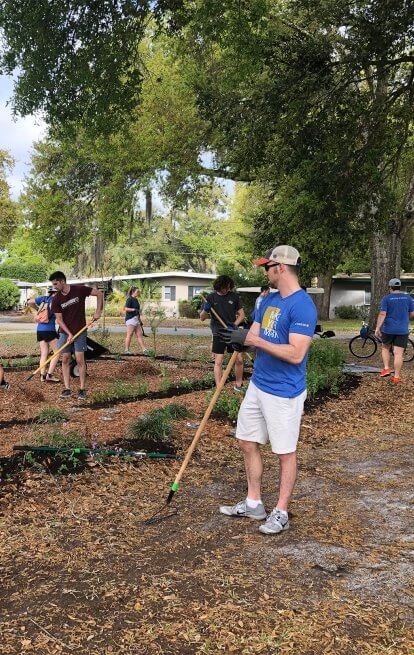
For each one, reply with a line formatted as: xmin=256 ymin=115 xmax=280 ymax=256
xmin=13 ymin=445 xmax=177 ymax=459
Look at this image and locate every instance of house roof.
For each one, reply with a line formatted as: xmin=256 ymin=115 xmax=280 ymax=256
xmin=38 ymin=271 xmax=217 ymax=286
xmin=333 ymin=273 xmax=414 ymax=281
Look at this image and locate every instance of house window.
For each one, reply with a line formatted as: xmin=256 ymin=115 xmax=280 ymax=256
xmin=188 ymin=285 xmax=207 ymax=300
xmin=164 ymin=286 xmax=176 ymax=301
xmin=364 ymin=289 xmax=371 ymax=305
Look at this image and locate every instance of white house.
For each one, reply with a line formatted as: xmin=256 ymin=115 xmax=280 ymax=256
xmin=38 ymin=271 xmax=217 ymax=317
xmin=329 ymin=273 xmax=414 ymax=318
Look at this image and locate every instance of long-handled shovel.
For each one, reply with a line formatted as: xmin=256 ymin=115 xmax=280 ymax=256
xmin=144 ymin=350 xmax=238 ymax=524
xmin=199 ymin=293 xmax=253 ymax=363
xmin=26 ymin=321 xmax=95 ymax=381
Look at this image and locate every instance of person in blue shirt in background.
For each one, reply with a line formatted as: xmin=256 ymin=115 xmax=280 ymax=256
xmin=375 ymin=278 xmax=414 ymax=384
xmin=28 ymin=287 xmax=60 ymax=383
xmin=219 ymin=245 xmax=317 ymax=536
xmin=250 ymin=285 xmax=270 ymax=322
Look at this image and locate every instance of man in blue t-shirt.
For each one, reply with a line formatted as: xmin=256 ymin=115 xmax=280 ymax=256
xmin=219 ymin=245 xmax=317 ymax=536
xmin=375 ymin=278 xmax=414 ymax=384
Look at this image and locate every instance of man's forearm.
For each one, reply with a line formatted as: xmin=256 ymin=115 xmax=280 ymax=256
xmin=56 ymin=318 xmax=71 ymax=336
xmin=96 ymin=292 xmax=104 ymax=313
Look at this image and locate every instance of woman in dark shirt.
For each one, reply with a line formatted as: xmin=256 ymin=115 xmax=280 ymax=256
xmin=124 ymin=287 xmax=147 ymax=354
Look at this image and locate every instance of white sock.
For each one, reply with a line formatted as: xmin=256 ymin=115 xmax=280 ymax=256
xmin=275 ymin=507 xmax=288 ymax=517
xmin=246 ymin=497 xmax=261 ymax=508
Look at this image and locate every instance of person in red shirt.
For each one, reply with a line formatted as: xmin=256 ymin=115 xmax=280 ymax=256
xmin=50 ymin=271 xmax=103 ymax=399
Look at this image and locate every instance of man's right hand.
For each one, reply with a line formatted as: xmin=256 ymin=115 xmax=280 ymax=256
xmin=219 ymin=327 xmax=249 ymax=352
xmin=66 ymin=333 xmax=74 ymax=343
xmin=375 ymin=328 xmax=382 ymax=339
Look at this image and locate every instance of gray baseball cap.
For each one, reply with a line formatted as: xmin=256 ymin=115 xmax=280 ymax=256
xmin=388 ymin=278 xmax=401 ymax=287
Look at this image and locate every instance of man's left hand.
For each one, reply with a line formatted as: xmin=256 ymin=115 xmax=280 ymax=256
xmin=92 ymin=312 xmax=102 ymax=322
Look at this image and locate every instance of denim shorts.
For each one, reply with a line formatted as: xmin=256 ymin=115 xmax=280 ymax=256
xmin=57 ymin=331 xmax=88 ymax=353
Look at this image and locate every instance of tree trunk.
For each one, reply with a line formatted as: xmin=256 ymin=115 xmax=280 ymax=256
xmin=369 ymin=230 xmax=401 ymax=326
xmin=145 ymin=188 xmax=152 ymax=225
xmin=313 ymin=271 xmax=334 ymax=321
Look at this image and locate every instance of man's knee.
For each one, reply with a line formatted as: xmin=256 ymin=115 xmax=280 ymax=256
xmin=239 ymin=439 xmax=259 ymax=454
xmin=75 ymin=352 xmax=85 ymax=365
xmin=62 ymin=353 xmax=71 ymax=364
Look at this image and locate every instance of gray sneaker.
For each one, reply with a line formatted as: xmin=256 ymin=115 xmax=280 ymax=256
xmin=219 ymin=499 xmax=267 ymax=520
xmin=78 ymin=389 xmax=87 ymax=400
xmin=259 ymin=508 xmax=289 ymax=535
xmin=60 ymin=388 xmax=72 ymax=398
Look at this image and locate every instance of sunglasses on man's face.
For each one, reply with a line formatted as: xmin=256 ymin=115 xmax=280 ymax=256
xmin=264 ymin=262 xmax=281 ymax=272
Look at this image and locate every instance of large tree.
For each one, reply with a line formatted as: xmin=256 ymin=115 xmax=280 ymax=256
xmin=0 ymin=150 xmax=17 ymax=248
xmin=1 ymin=1 xmax=413 ymax=321
xmin=167 ymin=0 xmax=414 ymax=321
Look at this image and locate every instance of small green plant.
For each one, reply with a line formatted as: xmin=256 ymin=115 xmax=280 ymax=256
xmin=135 ymin=381 xmax=149 ymax=395
xmin=91 ymin=379 xmax=149 ymax=403
xmin=35 ymin=407 xmax=68 ymax=424
xmin=201 ymin=372 xmax=215 ymax=386
xmin=208 ymin=389 xmax=243 ymax=421
xmin=34 ymin=430 xmax=86 ymax=449
xmin=145 ymin=304 xmax=167 ymax=357
xmin=129 ymin=409 xmax=172 ymax=442
xmin=307 ymin=339 xmax=345 ymax=398
xmin=163 ymin=403 xmax=191 ymax=419
xmin=159 ymin=377 xmax=172 ymax=392
xmin=179 ymin=377 xmax=193 ymax=390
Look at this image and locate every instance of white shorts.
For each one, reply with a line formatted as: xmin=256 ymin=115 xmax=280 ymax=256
xmin=236 ymin=381 xmax=307 ymax=454
xmin=126 ymin=316 xmax=140 ymax=327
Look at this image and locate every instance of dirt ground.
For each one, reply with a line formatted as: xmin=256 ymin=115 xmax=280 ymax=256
xmin=0 ymin=342 xmax=413 ymax=654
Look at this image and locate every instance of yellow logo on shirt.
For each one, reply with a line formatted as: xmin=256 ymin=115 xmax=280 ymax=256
xmin=262 ymin=307 xmax=280 ymax=333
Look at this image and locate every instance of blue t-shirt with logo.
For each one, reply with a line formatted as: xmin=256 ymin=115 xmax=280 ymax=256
xmin=252 ymin=289 xmax=317 ymax=398
xmin=35 ymin=295 xmax=57 ymax=332
xmin=380 ymin=293 xmax=414 ymax=335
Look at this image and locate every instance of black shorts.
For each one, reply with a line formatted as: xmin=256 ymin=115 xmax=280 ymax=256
xmin=37 ymin=330 xmax=58 ymax=343
xmin=381 ymin=333 xmax=409 ymax=348
xmin=212 ymin=335 xmax=235 ymax=355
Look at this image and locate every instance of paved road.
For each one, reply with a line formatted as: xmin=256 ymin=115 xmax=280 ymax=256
xmin=0 ymin=319 xmax=352 ymax=340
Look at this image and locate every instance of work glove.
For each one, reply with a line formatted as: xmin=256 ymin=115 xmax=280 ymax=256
xmin=219 ymin=327 xmax=249 ymax=352
xmin=201 ymin=302 xmax=212 ymax=311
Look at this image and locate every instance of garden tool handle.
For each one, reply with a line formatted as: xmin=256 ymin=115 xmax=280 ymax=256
xmin=167 ymin=350 xmax=238 ymax=503
xmin=26 ymin=320 xmax=96 ymax=380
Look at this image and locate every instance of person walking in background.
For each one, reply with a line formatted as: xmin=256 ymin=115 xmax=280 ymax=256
xmin=375 ymin=278 xmax=414 ymax=384
xmin=199 ymin=275 xmax=245 ymax=390
xmin=219 ymin=245 xmax=317 ymax=535
xmin=28 ymin=287 xmax=60 ymax=383
xmin=0 ymin=364 xmax=9 ymax=390
xmin=50 ymin=271 xmax=103 ymax=399
xmin=124 ymin=286 xmax=148 ymax=355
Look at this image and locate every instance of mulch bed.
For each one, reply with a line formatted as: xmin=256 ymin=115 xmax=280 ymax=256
xmin=0 ymin=347 xmax=413 ymax=653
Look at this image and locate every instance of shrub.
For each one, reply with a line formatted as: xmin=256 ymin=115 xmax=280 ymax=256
xmin=334 ymin=305 xmax=363 ymax=319
xmin=0 ymin=278 xmax=20 ymax=310
xmin=178 ymin=300 xmax=199 ymax=319
xmin=307 ymin=340 xmax=345 ymax=397
xmin=0 ymin=262 xmax=48 ymax=283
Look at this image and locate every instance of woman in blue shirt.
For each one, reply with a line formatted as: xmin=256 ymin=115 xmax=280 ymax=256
xmin=28 ymin=288 xmax=60 ymax=382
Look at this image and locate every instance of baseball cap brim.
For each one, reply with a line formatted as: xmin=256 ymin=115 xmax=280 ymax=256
xmin=253 ymin=257 xmax=272 ymax=267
